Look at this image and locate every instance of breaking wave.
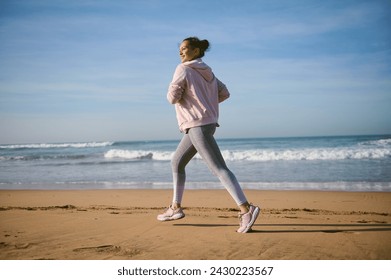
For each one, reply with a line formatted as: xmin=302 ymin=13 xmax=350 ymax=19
xmin=104 ymin=149 xmax=173 ymax=161
xmin=103 ymin=146 xmax=390 ymax=161
xmin=0 ymin=142 xmax=114 ymax=149
xmin=221 ymin=147 xmax=390 ymax=161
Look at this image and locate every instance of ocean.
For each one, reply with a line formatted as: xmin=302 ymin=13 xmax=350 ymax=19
xmin=1 ymin=135 xmax=390 ymax=191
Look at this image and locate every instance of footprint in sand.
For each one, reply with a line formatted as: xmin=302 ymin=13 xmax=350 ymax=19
xmin=72 ymin=244 xmax=143 ymax=257
xmin=73 ymin=244 xmax=120 ymax=253
xmin=0 ymin=242 xmax=32 ymax=249
xmin=15 ymin=243 xmax=31 ymax=249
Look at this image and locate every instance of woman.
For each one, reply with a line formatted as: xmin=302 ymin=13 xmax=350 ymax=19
xmin=157 ymin=37 xmax=260 ymax=233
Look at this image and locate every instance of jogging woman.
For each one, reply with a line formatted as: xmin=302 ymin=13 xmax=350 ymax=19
xmin=157 ymin=37 xmax=260 ymax=233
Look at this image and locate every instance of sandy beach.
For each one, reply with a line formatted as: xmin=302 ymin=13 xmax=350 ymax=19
xmin=0 ymin=189 xmax=390 ymax=260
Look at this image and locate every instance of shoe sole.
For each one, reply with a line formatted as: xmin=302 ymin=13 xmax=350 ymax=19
xmin=157 ymin=213 xmax=185 ymax=222
xmin=241 ymin=207 xmax=260 ymax=233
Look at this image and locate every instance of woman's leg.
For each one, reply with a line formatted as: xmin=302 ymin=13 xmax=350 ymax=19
xmin=160 ymin=124 xmax=259 ymax=232
xmin=188 ymin=124 xmax=249 ymax=210
xmin=171 ymin=133 xmax=197 ymax=207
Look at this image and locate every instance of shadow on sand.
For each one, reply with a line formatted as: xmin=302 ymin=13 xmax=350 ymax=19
xmin=173 ymin=223 xmax=391 ymax=233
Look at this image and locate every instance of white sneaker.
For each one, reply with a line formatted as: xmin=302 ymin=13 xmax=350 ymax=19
xmin=157 ymin=205 xmax=185 ymax=221
xmin=237 ymin=205 xmax=260 ymax=233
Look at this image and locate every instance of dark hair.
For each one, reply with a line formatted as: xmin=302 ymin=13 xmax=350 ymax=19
xmin=183 ymin=37 xmax=210 ymax=58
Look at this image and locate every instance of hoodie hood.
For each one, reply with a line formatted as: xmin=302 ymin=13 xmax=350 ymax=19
xmin=183 ymin=59 xmax=215 ymax=82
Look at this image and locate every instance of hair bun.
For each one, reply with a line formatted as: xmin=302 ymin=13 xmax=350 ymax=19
xmin=199 ymin=39 xmax=210 ymax=52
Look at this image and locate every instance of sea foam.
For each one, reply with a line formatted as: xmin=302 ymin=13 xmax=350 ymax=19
xmin=0 ymin=142 xmax=114 ymax=149
xmin=221 ymin=147 xmax=391 ymax=161
xmin=103 ymin=146 xmax=390 ymax=162
xmin=104 ymin=149 xmax=173 ymax=161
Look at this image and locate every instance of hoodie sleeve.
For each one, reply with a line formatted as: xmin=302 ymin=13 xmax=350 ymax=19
xmin=167 ymin=64 xmax=187 ymax=104
xmin=216 ymin=78 xmax=230 ymax=103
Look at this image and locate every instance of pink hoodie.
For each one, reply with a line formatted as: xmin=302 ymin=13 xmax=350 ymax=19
xmin=167 ymin=59 xmax=230 ymax=132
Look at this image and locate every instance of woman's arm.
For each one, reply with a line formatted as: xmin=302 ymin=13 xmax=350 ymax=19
xmin=167 ymin=65 xmax=187 ymax=104
xmin=217 ymin=78 xmax=230 ymax=103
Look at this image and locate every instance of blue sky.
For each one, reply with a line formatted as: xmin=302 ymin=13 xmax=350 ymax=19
xmin=0 ymin=0 xmax=390 ymax=144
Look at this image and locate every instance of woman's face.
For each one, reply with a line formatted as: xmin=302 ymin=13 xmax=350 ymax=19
xmin=179 ymin=41 xmax=199 ymax=63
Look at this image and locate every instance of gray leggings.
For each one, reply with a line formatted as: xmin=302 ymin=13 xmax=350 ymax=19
xmin=171 ymin=123 xmax=247 ymax=206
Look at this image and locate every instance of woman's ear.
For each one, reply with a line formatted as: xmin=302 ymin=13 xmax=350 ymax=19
xmin=194 ymin=47 xmax=200 ymax=57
